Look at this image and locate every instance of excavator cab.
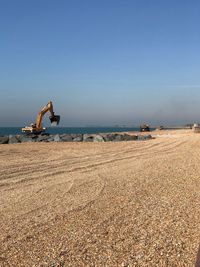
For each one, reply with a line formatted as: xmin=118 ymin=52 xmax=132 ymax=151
xmin=49 ymin=115 xmax=60 ymax=126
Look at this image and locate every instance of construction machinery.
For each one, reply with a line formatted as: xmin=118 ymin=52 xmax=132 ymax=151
xmin=22 ymin=101 xmax=60 ymax=134
xmin=193 ymin=123 xmax=200 ymax=133
xmin=140 ymin=124 xmax=150 ymax=132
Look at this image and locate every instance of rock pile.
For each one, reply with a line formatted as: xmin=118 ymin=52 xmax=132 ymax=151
xmin=0 ymin=133 xmax=152 ymax=144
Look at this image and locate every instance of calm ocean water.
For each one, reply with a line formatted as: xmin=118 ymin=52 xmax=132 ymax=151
xmin=0 ymin=127 xmax=152 ymax=136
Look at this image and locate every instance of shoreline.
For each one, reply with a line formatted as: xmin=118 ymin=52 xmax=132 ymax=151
xmin=0 ymin=127 xmax=193 ymax=144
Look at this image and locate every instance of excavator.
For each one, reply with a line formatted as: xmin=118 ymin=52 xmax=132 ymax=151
xmin=22 ymin=101 xmax=60 ymax=134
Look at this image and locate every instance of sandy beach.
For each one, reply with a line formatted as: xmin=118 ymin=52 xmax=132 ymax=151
xmin=0 ymin=129 xmax=200 ymax=266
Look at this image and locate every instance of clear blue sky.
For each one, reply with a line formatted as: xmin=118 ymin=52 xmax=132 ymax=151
xmin=0 ymin=0 xmax=200 ymax=126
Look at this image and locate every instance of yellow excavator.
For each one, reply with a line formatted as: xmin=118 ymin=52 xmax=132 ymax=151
xmin=22 ymin=101 xmax=60 ymax=134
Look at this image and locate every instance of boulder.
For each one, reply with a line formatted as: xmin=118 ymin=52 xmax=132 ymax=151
xmin=40 ymin=132 xmax=50 ymax=136
xmin=25 ymin=134 xmax=38 ymax=140
xmin=71 ymin=134 xmax=82 ymax=139
xmin=20 ymin=136 xmax=35 ymax=143
xmin=54 ymin=134 xmax=61 ymax=142
xmin=83 ymin=134 xmax=94 ymax=142
xmin=137 ymin=135 xmax=152 ymax=141
xmin=73 ymin=135 xmax=83 ymax=142
xmin=101 ymin=133 xmax=115 ymax=142
xmin=93 ymin=135 xmax=105 ymax=142
xmin=113 ymin=134 xmax=124 ymax=142
xmin=0 ymin=136 xmax=9 ymax=144
xmin=123 ymin=134 xmax=138 ymax=141
xmin=9 ymin=135 xmax=20 ymax=144
xmin=60 ymin=134 xmax=73 ymax=142
xmin=47 ymin=135 xmax=55 ymax=142
xmin=37 ymin=135 xmax=50 ymax=142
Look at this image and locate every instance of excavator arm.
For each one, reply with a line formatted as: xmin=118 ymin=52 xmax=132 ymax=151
xmin=36 ymin=101 xmax=55 ymax=129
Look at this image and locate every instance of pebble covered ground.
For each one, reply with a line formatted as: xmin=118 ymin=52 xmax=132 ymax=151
xmin=0 ymin=129 xmax=200 ymax=266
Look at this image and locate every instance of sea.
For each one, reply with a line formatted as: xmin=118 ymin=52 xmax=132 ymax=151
xmin=0 ymin=127 xmax=153 ymax=136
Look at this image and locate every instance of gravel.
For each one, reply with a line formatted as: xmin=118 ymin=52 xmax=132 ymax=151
xmin=0 ymin=129 xmax=199 ymax=266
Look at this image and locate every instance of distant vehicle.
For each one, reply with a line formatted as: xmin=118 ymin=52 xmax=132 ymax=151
xmin=157 ymin=125 xmax=164 ymax=130
xmin=140 ymin=124 xmax=150 ymax=132
xmin=193 ymin=123 xmax=200 ymax=133
xmin=22 ymin=101 xmax=60 ymax=134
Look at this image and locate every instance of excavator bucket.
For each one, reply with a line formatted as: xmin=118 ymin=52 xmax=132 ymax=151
xmin=49 ymin=115 xmax=60 ymax=126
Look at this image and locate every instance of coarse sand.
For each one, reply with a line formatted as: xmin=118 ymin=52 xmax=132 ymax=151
xmin=0 ymin=129 xmax=200 ymax=266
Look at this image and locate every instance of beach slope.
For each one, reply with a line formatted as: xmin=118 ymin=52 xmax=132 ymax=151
xmin=0 ymin=130 xmax=199 ymax=266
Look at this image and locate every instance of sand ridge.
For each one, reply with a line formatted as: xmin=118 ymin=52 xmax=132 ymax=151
xmin=0 ymin=129 xmax=200 ymax=266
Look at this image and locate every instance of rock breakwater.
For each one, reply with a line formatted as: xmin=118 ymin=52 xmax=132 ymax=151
xmin=0 ymin=133 xmax=152 ymax=144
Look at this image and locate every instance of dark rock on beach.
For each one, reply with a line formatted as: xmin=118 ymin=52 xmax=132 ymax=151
xmin=137 ymin=135 xmax=152 ymax=141
xmin=113 ymin=134 xmax=124 ymax=142
xmin=54 ymin=134 xmax=61 ymax=142
xmin=93 ymin=135 xmax=105 ymax=142
xmin=71 ymin=134 xmax=83 ymax=139
xmin=0 ymin=136 xmax=9 ymax=144
xmin=101 ymin=133 xmax=116 ymax=142
xmin=19 ymin=136 xmax=35 ymax=143
xmin=0 ymin=133 xmax=152 ymax=144
xmin=123 ymin=134 xmax=138 ymax=141
xmin=83 ymin=134 xmax=94 ymax=142
xmin=47 ymin=135 xmax=55 ymax=142
xmin=73 ymin=135 xmax=83 ymax=142
xmin=37 ymin=135 xmax=50 ymax=142
xmin=9 ymin=135 xmax=20 ymax=144
xmin=60 ymin=134 xmax=73 ymax=142
xmin=21 ymin=136 xmax=36 ymax=143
